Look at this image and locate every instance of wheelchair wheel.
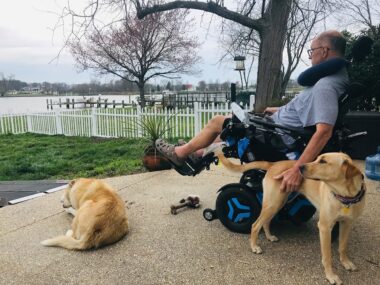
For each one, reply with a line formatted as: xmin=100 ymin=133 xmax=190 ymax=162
xmin=203 ymin=208 xmax=217 ymax=221
xmin=215 ymin=183 xmax=260 ymax=234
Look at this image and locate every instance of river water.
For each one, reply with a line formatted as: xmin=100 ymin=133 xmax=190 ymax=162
xmin=0 ymin=95 xmax=139 ymax=115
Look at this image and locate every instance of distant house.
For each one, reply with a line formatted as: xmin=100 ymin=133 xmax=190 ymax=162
xmin=182 ymin=84 xmax=195 ymax=91
xmin=8 ymin=90 xmax=18 ymax=95
xmin=21 ymin=86 xmax=42 ymax=94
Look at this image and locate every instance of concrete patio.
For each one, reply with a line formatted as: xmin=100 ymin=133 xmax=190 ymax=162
xmin=0 ymin=162 xmax=379 ymax=285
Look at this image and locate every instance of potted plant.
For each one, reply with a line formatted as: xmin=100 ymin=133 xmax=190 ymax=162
xmin=137 ymin=114 xmax=173 ymax=171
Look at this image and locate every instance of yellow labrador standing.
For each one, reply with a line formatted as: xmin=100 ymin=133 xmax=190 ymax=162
xmin=218 ymin=152 xmax=366 ymax=285
xmin=41 ymin=178 xmax=129 ymax=250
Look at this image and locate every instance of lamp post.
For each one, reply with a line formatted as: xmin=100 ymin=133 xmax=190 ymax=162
xmin=234 ymin=55 xmax=246 ymax=90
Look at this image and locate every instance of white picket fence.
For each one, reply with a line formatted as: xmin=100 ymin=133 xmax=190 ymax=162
xmin=0 ymin=102 xmax=244 ymax=138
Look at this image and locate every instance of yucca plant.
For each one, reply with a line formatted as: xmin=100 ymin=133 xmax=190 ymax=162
xmin=134 ymin=114 xmax=174 ymax=171
xmin=138 ymin=115 xmax=174 ymax=148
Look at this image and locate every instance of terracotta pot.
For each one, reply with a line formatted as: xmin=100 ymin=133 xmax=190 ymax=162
xmin=143 ymin=145 xmax=172 ymax=171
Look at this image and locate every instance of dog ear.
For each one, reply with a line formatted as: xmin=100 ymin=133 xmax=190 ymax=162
xmin=68 ymin=179 xmax=77 ymax=188
xmin=345 ymin=161 xmax=362 ymax=179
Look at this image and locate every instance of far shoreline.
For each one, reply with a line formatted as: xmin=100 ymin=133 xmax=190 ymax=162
xmin=1 ymin=93 xmax=139 ymax=98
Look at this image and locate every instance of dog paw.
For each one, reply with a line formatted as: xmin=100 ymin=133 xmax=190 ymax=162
xmin=326 ymin=273 xmax=343 ymax=285
xmin=267 ymin=235 xmax=279 ymax=242
xmin=251 ymin=245 xmax=263 ymax=254
xmin=65 ymin=230 xmax=73 ymax=237
xmin=65 ymin=207 xmax=76 ymax=216
xmin=341 ymin=259 xmax=357 ymax=271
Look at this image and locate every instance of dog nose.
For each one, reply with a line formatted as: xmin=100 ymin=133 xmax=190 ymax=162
xmin=299 ymin=165 xmax=305 ymax=173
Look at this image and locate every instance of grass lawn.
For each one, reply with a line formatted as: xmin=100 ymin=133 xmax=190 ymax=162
xmin=0 ymin=133 xmax=150 ymax=181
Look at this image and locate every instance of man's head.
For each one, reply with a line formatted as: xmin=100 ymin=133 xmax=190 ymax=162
xmin=308 ymin=30 xmax=346 ymax=66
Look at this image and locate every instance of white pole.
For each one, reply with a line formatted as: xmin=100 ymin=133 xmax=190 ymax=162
xmin=91 ymin=108 xmax=97 ymax=137
xmin=249 ymin=94 xmax=255 ymax=111
xmin=26 ymin=114 xmax=32 ymax=133
xmin=55 ymin=109 xmax=62 ymax=135
xmin=137 ymin=105 xmax=142 ymax=137
xmin=10 ymin=115 xmax=15 ymax=134
xmin=194 ymin=102 xmax=200 ymax=135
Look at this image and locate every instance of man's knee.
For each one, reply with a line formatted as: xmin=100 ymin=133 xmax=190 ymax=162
xmin=207 ymin=115 xmax=228 ymax=132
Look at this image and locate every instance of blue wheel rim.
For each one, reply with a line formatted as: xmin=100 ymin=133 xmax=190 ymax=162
xmin=227 ymin=198 xmax=251 ymax=223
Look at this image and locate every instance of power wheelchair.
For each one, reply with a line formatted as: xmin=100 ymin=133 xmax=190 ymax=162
xmin=172 ymin=84 xmax=366 ymax=236
xmin=167 ymin=36 xmax=372 ymax=236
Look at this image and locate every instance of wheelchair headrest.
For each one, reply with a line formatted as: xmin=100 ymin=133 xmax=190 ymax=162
xmin=349 ymin=36 xmax=374 ymax=62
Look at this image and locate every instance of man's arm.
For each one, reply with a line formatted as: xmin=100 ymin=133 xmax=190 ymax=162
xmin=275 ymin=123 xmax=333 ymax=192
xmin=263 ymin=107 xmax=279 ymax=114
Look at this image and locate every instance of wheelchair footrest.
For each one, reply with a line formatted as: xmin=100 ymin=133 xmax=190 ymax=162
xmin=172 ymin=153 xmax=217 ymax=176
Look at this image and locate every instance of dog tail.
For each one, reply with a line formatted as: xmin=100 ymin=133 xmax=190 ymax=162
xmin=218 ymin=153 xmax=273 ymax=172
xmin=41 ymin=235 xmax=87 ymax=250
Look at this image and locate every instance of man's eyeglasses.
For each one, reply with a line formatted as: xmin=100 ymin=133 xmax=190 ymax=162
xmin=307 ymin=46 xmax=329 ymax=57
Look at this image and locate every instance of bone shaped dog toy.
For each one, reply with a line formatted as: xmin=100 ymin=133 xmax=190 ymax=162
xmin=170 ymin=195 xmax=201 ymax=215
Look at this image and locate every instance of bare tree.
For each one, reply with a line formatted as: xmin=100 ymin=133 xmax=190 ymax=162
xmin=0 ymin=73 xmax=6 ymax=96
xmin=68 ymin=9 xmax=200 ymax=107
xmin=219 ymin=19 xmax=260 ymax=90
xmin=335 ymin=0 xmax=380 ymax=35
xmin=58 ymin=1 xmax=342 ymax=110
xmin=280 ymin=0 xmax=330 ymax=97
xmin=218 ymin=0 xmax=329 ymax=98
xmin=57 ymin=0 xmax=291 ymax=111
xmin=0 ymin=73 xmax=14 ymax=96
xmin=133 ymin=0 xmax=292 ymax=111
xmin=197 ymin=80 xmax=207 ymax=91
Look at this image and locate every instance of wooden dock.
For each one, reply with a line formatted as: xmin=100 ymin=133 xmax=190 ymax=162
xmin=46 ymin=97 xmax=135 ymax=110
xmin=46 ymin=91 xmax=231 ymax=110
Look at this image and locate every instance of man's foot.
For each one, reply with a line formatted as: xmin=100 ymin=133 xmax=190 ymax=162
xmin=155 ymin=139 xmax=185 ymax=167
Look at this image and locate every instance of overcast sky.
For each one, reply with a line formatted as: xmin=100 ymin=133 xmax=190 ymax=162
xmin=0 ymin=0 xmax=310 ymax=86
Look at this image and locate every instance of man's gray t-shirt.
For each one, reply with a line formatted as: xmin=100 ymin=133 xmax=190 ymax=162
xmin=272 ymin=68 xmax=349 ymax=128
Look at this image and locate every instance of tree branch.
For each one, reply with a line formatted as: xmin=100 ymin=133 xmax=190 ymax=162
xmin=134 ymin=0 xmax=266 ymax=32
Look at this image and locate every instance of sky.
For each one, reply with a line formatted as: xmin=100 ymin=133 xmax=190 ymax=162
xmin=0 ymin=0 xmax=310 ymax=86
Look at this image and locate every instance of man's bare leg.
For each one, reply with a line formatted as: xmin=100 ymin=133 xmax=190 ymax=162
xmin=175 ymin=115 xmax=228 ymax=159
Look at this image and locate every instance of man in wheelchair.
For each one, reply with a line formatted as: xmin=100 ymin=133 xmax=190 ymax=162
xmin=156 ymin=30 xmax=359 ymax=192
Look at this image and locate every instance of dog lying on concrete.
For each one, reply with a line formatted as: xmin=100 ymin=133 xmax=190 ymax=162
xmin=218 ymin=152 xmax=365 ymax=285
xmin=41 ymin=178 xmax=129 ymax=250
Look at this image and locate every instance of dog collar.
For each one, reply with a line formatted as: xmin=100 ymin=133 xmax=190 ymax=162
xmin=332 ymin=181 xmax=366 ymax=207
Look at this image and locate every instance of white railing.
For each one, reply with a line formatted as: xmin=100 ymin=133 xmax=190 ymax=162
xmin=0 ymin=102 xmax=244 ymax=138
xmin=0 ymin=114 xmax=28 ymax=134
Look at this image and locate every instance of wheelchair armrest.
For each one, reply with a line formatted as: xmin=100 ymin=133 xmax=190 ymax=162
xmin=248 ymin=115 xmax=314 ymax=139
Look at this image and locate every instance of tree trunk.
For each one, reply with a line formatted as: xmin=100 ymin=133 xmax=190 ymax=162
xmin=255 ymin=0 xmax=292 ymax=111
xmin=138 ymin=80 xmax=146 ymax=108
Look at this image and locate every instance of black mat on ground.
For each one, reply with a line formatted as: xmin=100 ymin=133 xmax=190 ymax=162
xmin=0 ymin=181 xmax=67 ymax=206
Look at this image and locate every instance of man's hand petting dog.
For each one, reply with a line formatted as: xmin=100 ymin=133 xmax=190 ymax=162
xmin=274 ymin=166 xmax=303 ymax=192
